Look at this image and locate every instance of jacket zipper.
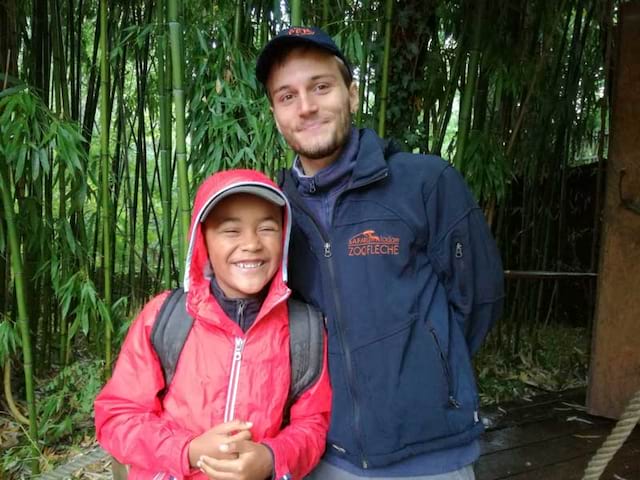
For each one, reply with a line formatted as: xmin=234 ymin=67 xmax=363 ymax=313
xmin=224 ymin=337 xmax=246 ymax=422
xmin=429 ymin=328 xmax=460 ymax=408
xmin=284 ymin=168 xmax=388 ymax=468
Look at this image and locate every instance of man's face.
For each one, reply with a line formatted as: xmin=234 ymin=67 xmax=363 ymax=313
xmin=267 ymin=48 xmax=359 ymax=175
xmin=203 ymin=194 xmax=283 ymax=299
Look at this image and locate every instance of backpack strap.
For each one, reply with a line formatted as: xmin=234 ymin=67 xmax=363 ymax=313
xmin=150 ymin=290 xmax=325 ymax=411
xmin=150 ymin=288 xmax=193 ymax=390
xmin=287 ymin=298 xmax=325 ymax=405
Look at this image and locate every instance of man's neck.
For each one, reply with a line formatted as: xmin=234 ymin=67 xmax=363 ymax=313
xmin=298 ymin=150 xmax=342 ymax=176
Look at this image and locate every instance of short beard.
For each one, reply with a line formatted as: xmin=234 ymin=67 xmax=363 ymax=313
xmin=289 ymin=103 xmax=352 ymax=161
xmin=296 ymin=131 xmax=346 ymax=160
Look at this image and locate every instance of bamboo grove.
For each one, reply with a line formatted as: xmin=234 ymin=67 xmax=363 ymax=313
xmin=0 ymin=0 xmax=614 ymax=475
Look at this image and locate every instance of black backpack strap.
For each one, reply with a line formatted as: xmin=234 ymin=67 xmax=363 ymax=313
xmin=150 ymin=288 xmax=193 ymax=390
xmin=287 ymin=298 xmax=325 ymax=403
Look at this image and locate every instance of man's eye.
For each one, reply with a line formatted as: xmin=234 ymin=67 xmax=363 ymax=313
xmin=315 ymin=83 xmax=330 ymax=92
xmin=280 ymin=93 xmax=294 ymax=103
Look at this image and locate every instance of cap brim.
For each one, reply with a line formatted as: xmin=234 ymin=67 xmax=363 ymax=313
xmin=200 ymin=185 xmax=286 ymax=222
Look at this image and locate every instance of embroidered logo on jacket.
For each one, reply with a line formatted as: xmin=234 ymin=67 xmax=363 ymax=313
xmin=348 ymin=230 xmax=400 ymax=256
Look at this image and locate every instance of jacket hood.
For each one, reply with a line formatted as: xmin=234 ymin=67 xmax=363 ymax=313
xmin=183 ymin=169 xmax=292 ymax=293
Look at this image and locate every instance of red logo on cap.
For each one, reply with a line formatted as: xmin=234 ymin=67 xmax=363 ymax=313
xmin=288 ymin=27 xmax=315 ymax=36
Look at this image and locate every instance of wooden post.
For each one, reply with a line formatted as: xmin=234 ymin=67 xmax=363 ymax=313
xmin=587 ymin=2 xmax=640 ymax=419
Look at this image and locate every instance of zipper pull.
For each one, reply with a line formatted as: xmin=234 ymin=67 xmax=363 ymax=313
xmin=233 ymin=337 xmax=245 ymax=361
xmin=455 ymin=241 xmax=463 ymax=259
xmin=448 ymin=396 xmax=461 ymax=408
xmin=331 ymin=444 xmax=346 ymax=454
xmin=324 ymin=242 xmax=332 ymax=257
xmin=309 ymin=180 xmax=317 ymax=193
xmin=237 ymin=300 xmax=246 ymax=329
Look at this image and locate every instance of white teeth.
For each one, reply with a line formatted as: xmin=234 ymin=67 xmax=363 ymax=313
xmin=236 ymin=262 xmax=263 ymax=269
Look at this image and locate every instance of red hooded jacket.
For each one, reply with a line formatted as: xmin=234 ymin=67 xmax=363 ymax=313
xmin=94 ymin=169 xmax=331 ymax=480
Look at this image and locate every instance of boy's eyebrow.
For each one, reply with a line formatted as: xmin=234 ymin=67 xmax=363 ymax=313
xmin=216 ymin=215 xmax=281 ymax=225
xmin=271 ymin=74 xmax=337 ymax=96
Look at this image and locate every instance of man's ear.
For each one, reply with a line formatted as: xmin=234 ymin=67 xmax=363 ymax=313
xmin=349 ymin=81 xmax=360 ymax=114
xmin=272 ymin=113 xmax=283 ymax=134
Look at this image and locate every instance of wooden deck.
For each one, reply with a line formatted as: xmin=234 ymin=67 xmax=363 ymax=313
xmin=37 ymin=389 xmax=639 ymax=479
xmin=476 ymin=389 xmax=640 ymax=480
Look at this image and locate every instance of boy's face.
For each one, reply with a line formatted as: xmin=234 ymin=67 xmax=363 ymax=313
xmin=266 ymin=47 xmax=358 ymax=175
xmin=202 ymin=193 xmax=283 ymax=299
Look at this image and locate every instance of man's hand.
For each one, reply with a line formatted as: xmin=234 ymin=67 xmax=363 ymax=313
xmin=197 ymin=440 xmax=273 ymax=480
xmin=188 ymin=420 xmax=253 ymax=468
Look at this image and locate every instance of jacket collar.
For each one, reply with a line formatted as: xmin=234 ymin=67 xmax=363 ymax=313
xmin=210 ymin=277 xmax=267 ymax=333
xmin=349 ymin=128 xmax=390 ymax=187
xmin=292 ymin=128 xmax=359 ymax=193
xmin=281 ymin=128 xmax=392 ymax=193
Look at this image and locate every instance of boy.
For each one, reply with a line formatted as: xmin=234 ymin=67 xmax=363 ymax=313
xmin=94 ymin=169 xmax=331 ymax=480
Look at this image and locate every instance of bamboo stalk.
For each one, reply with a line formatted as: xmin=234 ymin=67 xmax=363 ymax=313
xmin=454 ymin=0 xmax=485 ymax=171
xmin=167 ymin=0 xmax=190 ymax=276
xmin=157 ymin=0 xmax=173 ymax=288
xmin=356 ymin=0 xmax=370 ymax=126
xmin=99 ymin=0 xmax=113 ymax=377
xmin=0 ymin=165 xmax=39 ymax=474
xmin=377 ymin=0 xmax=394 ymax=137
xmin=291 ymin=0 xmax=301 ymax=26
xmin=233 ymin=0 xmax=243 ymax=48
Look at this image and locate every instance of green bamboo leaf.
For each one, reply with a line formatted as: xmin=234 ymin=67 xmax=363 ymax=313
xmin=62 ymin=220 xmax=77 ymax=253
xmin=235 ymin=124 xmax=248 ymax=143
xmin=15 ymin=145 xmax=27 ymax=180
xmin=0 ymin=84 xmax=27 ymax=98
xmin=97 ymin=302 xmax=113 ymax=334
xmin=0 ymin=318 xmax=21 ymax=364
xmin=67 ymin=314 xmax=81 ymax=342
xmin=352 ymin=30 xmax=364 ymax=64
xmin=197 ymin=30 xmax=209 ymax=53
xmin=0 ymin=218 xmax=5 ymax=252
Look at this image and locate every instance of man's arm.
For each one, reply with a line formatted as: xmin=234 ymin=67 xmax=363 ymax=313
xmin=425 ymin=164 xmax=505 ymax=354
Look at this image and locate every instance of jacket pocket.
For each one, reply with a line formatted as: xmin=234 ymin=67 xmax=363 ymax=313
xmin=450 ymin=232 xmax=471 ymax=313
xmin=352 ymin=316 xmax=455 ymax=455
xmin=429 ymin=327 xmax=460 ymax=409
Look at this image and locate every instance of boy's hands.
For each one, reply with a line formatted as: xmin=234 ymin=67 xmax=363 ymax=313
xmin=197 ymin=440 xmax=273 ymax=480
xmin=188 ymin=420 xmax=253 ymax=467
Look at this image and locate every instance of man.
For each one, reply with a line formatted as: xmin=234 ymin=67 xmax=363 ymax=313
xmin=256 ymin=26 xmax=504 ymax=480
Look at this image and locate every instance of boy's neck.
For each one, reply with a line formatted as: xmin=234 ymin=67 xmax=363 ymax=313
xmin=209 ymin=277 xmax=268 ymax=333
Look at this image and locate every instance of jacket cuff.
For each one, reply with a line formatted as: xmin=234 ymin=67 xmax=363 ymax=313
xmin=261 ymin=443 xmax=276 ymax=480
xmin=261 ymin=438 xmax=292 ymax=480
xmin=179 ymin=433 xmax=199 ymax=477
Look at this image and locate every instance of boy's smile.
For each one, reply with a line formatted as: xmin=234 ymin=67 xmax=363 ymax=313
xmin=202 ymin=193 xmax=283 ymax=299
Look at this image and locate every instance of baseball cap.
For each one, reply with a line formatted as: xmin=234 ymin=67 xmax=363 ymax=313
xmin=256 ymin=26 xmax=352 ymax=85
xmin=200 ymin=184 xmax=286 ymax=223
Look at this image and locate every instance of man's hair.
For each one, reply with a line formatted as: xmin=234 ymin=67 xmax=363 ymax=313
xmin=264 ymin=44 xmax=353 ymax=103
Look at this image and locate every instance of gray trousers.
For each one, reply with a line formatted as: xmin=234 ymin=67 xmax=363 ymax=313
xmin=305 ymin=462 xmax=476 ymax=480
